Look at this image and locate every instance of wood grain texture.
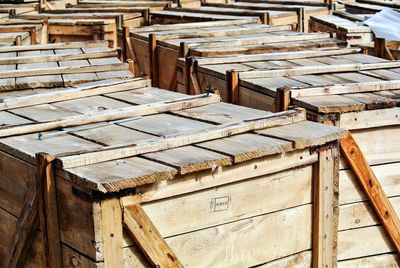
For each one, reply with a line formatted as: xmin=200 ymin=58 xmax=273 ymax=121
xmin=340 ymin=132 xmax=400 ymax=256
xmin=101 ymin=198 xmax=124 ymax=268
xmin=124 ymin=204 xmax=183 ymax=268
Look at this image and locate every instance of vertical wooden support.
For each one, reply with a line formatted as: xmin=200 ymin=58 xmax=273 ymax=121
xmin=260 ymin=13 xmax=269 ymax=25
xmin=179 ymin=42 xmax=189 ymax=58
xmin=374 ymin=37 xmax=386 ymax=59
xmin=41 ymin=19 xmax=49 ymax=44
xmin=149 ymin=33 xmax=158 ymax=87
xmin=15 ymin=35 xmax=22 ymax=46
xmin=143 ymin=9 xmax=150 ymax=26
xmin=312 ymin=148 xmax=339 ymax=268
xmin=298 ymin=8 xmax=305 ymax=32
xmin=184 ymin=56 xmax=191 ymax=94
xmin=31 ymin=28 xmax=37 ymax=45
xmin=128 ymin=59 xmax=136 ymax=75
xmin=274 ymin=86 xmax=291 ymax=112
xmin=340 ymin=132 xmax=400 ymax=255
xmin=101 ymin=198 xmax=124 ymax=268
xmin=36 ymin=153 xmax=62 ymax=268
xmin=186 ymin=57 xmax=201 ymax=95
xmin=8 ymin=9 xmax=16 ymax=18
xmin=361 ymin=47 xmax=369 ymax=55
xmin=226 ymin=69 xmax=239 ymax=104
xmin=124 ymin=204 xmax=183 ymax=268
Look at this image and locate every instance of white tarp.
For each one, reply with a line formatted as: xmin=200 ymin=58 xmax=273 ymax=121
xmin=364 ymin=8 xmax=400 ymax=41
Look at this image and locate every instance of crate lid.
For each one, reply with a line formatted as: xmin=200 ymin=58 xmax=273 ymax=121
xmin=0 ymin=77 xmax=345 ymax=192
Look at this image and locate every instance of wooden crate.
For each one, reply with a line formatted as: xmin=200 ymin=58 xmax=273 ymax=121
xmin=204 ymin=1 xmax=333 ymax=32
xmin=309 ymin=11 xmax=373 ymax=46
xmin=309 ymin=11 xmax=400 ymax=60
xmin=189 ymin=48 xmax=400 ymax=266
xmin=128 ymin=19 xmax=345 ymax=90
xmin=0 ymin=41 xmax=133 ymax=90
xmin=13 ymin=12 xmax=145 ymax=48
xmin=0 ymin=76 xmax=345 ymax=267
xmin=68 ymin=0 xmax=173 ymax=10
xmin=0 ymin=21 xmax=45 ymax=46
xmin=150 ymin=9 xmax=258 ymax=25
xmin=158 ymin=5 xmax=300 ymax=26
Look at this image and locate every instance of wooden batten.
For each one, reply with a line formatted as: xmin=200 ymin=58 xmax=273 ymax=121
xmin=313 ymin=148 xmax=340 ymax=268
xmin=226 ymin=69 xmax=239 ymax=104
xmin=35 ymin=153 xmax=62 ymax=268
xmin=340 ymin=132 xmax=400 ymax=255
xmin=149 ymin=33 xmax=158 ymax=87
xmin=124 ymin=204 xmax=183 ymax=268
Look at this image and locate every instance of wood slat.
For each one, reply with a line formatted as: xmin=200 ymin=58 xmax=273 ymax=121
xmin=56 ymin=109 xmax=307 ymax=169
xmin=124 ymin=204 xmax=183 ymax=268
xmin=340 ymin=132 xmax=400 ymax=256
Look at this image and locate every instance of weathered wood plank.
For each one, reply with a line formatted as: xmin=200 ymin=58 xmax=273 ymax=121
xmin=101 ymin=198 xmax=124 ymax=268
xmin=0 ymin=94 xmax=221 ymax=138
xmin=56 ymin=109 xmax=306 ymax=169
xmin=340 ymin=132 xmax=400 ymax=255
xmin=124 ymin=204 xmax=183 ymax=268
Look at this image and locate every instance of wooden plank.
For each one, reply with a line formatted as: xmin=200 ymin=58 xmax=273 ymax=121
xmin=290 ymin=80 xmax=400 ymax=98
xmin=257 ymin=121 xmax=346 ymax=149
xmin=0 ymin=93 xmax=221 ymax=138
xmin=258 ymin=251 xmax=311 ymax=267
xmin=343 ymin=92 xmax=396 ymax=110
xmin=132 ymin=166 xmax=312 ymax=238
xmin=340 ymin=132 xmax=400 ymax=256
xmin=64 ymin=156 xmax=178 ymax=192
xmin=0 ymin=63 xmax=129 ymax=79
xmin=124 ymin=204 xmax=183 ymax=268
xmin=143 ymin=146 xmax=232 ymax=174
xmin=196 ymin=133 xmax=292 ymax=163
xmin=238 ymin=61 xmax=400 ymax=79
xmin=173 ymin=102 xmax=273 ymax=124
xmin=56 ymin=109 xmax=307 ymax=169
xmin=293 ymin=95 xmax=366 ymax=113
xmin=0 ymin=78 xmax=150 ymax=111
xmin=4 ymin=186 xmax=38 ymax=268
xmin=0 ymin=41 xmax=108 ymax=53
xmin=0 ymin=50 xmax=116 ymax=65
xmin=339 ymin=108 xmax=400 ymax=130
xmin=340 ymin=162 xmax=400 ymax=206
xmin=101 ymin=198 xmax=124 ymax=268
xmin=35 ymin=153 xmax=62 ymax=268
xmin=338 ymin=253 xmax=400 ymax=267
xmin=338 ymin=226 xmax=394 ymax=261
xmin=165 ymin=204 xmax=312 ymax=267
xmin=339 ymin=196 xmax=400 ymax=231
xmin=194 ymin=48 xmax=361 ymax=65
xmin=312 ymin=148 xmax=339 ymax=268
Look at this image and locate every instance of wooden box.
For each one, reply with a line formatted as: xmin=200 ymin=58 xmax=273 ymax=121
xmin=13 ymin=12 xmax=145 ymax=48
xmin=309 ymin=12 xmax=373 ymax=46
xmin=189 ymin=48 xmax=400 ymax=266
xmin=128 ymin=19 xmax=346 ymax=91
xmin=0 ymin=41 xmax=133 ymax=90
xmin=0 ymin=76 xmax=345 ymax=267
